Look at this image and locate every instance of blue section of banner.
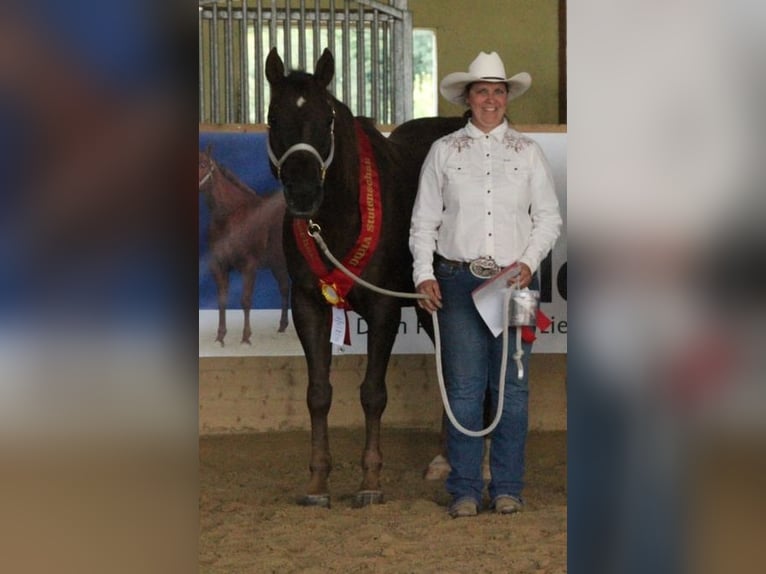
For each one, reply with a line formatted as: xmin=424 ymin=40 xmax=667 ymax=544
xmin=199 ymin=132 xmax=285 ymax=310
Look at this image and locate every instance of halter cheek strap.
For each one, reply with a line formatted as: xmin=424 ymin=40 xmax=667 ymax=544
xmin=199 ymin=162 xmax=215 ymax=188
xmin=267 ymin=113 xmax=336 ymax=182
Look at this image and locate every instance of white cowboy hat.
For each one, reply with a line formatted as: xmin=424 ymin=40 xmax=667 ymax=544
xmin=439 ymin=51 xmax=531 ymax=105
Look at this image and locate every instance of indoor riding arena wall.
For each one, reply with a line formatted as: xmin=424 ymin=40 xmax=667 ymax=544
xmin=200 ymin=354 xmax=566 ymax=434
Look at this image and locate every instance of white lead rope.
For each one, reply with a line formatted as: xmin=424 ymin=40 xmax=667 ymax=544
xmin=307 ymin=222 xmax=525 ymax=437
xmin=307 ymin=222 xmax=424 ymax=300
xmin=432 ymin=288 xmax=522 ymax=437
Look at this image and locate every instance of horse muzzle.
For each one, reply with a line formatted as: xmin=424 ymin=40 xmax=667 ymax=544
xmin=284 ymin=183 xmax=323 ymax=218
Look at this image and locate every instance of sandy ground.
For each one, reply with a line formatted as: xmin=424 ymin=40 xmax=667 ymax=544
xmin=199 ymin=428 xmax=566 ymax=573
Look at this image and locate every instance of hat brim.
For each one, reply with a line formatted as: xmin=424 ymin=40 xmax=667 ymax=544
xmin=439 ymin=71 xmax=531 ymax=106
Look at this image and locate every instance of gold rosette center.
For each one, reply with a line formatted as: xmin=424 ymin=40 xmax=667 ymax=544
xmin=320 ymin=282 xmax=342 ymax=305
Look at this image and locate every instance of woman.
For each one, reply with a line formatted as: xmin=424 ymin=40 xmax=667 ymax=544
xmin=409 ymin=51 xmax=562 ymax=518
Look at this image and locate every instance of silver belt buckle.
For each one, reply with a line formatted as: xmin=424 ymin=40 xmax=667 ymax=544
xmin=468 ymin=256 xmax=501 ymax=279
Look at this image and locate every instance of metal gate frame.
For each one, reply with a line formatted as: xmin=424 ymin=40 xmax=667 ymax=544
xmin=198 ymin=0 xmax=413 ymax=124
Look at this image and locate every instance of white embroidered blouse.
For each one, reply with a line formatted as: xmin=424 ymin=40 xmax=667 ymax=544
xmin=409 ymin=120 xmax=562 ymax=287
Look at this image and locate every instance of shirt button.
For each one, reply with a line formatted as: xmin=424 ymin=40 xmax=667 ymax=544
xmin=486 ymin=153 xmax=490 ymax=157
xmin=487 ymin=190 xmax=491 ymax=193
xmin=486 ymin=171 xmax=490 ymax=175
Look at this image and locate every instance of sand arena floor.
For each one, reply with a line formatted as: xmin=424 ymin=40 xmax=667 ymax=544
xmin=199 ymin=428 xmax=566 ymax=573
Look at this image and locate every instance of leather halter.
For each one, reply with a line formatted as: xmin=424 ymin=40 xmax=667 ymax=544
xmin=266 ymin=108 xmax=336 ymax=182
xmin=199 ymin=159 xmax=215 ymax=188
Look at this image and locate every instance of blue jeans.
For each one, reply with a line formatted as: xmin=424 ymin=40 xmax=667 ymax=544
xmin=436 ymin=260 xmax=533 ymax=504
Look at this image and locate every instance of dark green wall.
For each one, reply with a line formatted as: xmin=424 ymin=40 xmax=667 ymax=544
xmin=410 ymin=0 xmax=561 ymax=124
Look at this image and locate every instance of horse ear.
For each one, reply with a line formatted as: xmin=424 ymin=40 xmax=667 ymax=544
xmin=265 ymin=47 xmax=284 ymax=85
xmin=313 ymin=48 xmax=334 ymax=89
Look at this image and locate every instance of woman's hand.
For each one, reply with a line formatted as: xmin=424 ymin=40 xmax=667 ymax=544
xmin=416 ymin=279 xmax=442 ymax=313
xmin=507 ymin=263 xmax=532 ymax=289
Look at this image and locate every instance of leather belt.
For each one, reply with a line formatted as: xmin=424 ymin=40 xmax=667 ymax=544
xmin=434 ymin=254 xmax=502 ymax=278
xmin=434 ymin=254 xmax=470 ymax=271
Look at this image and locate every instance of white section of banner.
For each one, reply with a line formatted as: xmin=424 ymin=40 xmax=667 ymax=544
xmin=199 ymin=303 xmax=565 ymax=357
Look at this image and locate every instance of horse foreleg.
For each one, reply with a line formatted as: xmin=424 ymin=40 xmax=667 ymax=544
xmin=212 ymin=264 xmax=229 ymax=346
xmin=303 ymin=372 xmax=333 ymax=507
xmin=354 ymin=314 xmax=398 ymax=507
xmin=293 ymin=295 xmax=333 ymax=507
xmin=240 ymin=265 xmax=256 ymax=344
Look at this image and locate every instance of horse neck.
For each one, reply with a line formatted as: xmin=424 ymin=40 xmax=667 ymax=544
xmin=204 ymin=168 xmax=261 ymax=216
xmin=320 ymin=107 xmax=364 ymax=219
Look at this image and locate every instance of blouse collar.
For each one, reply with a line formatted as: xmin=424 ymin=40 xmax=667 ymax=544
xmin=465 ymin=118 xmax=508 ymax=142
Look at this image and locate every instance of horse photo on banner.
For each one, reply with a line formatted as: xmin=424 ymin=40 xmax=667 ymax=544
xmin=198 ymin=131 xmax=295 ymax=355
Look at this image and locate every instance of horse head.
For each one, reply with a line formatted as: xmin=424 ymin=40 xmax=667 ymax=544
xmin=199 ymin=144 xmax=215 ymax=191
xmin=265 ymin=48 xmax=337 ymax=218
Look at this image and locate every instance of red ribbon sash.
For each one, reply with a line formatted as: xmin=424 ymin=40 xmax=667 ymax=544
xmin=292 ymin=120 xmax=383 ymax=310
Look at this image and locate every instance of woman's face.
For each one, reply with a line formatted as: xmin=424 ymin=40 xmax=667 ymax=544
xmin=466 ymin=81 xmax=508 ymax=132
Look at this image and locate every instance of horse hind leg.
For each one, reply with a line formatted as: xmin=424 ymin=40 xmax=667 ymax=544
xmin=240 ymin=266 xmax=256 ymax=344
xmin=424 ymin=389 xmax=494 ymax=481
xmin=273 ymin=266 xmax=290 ymax=333
xmin=241 ymin=308 xmax=252 ymax=345
xmin=216 ymin=310 xmax=227 ymax=346
xmin=424 ymin=411 xmax=451 ymax=480
xmin=423 ymin=425 xmax=490 ymax=482
xmin=415 ymin=306 xmax=454 ymax=480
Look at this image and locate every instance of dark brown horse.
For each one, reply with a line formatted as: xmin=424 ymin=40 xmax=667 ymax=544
xmin=265 ymin=47 xmax=465 ymax=507
xmin=199 ymin=146 xmax=290 ymax=345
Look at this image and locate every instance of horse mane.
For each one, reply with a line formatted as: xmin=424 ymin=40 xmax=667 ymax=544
xmin=357 ymin=115 xmax=401 ymax=165
xmin=323 ymin=93 xmax=364 ymax=194
xmin=217 ymin=163 xmax=262 ymax=201
xmin=354 ymin=116 xmax=378 ymax=133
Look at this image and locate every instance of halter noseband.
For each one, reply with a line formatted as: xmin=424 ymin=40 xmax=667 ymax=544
xmin=266 ymin=107 xmax=336 ymax=183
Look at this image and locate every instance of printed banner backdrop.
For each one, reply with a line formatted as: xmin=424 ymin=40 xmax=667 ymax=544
xmin=199 ymin=130 xmax=567 ymax=357
xmin=198 ymin=132 xmax=284 ymax=313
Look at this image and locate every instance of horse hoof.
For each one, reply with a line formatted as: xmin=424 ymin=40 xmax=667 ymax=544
xmin=423 ymin=454 xmax=451 ymax=481
xmin=353 ymin=490 xmax=384 ymax=508
xmin=298 ymin=494 xmax=331 ymax=508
